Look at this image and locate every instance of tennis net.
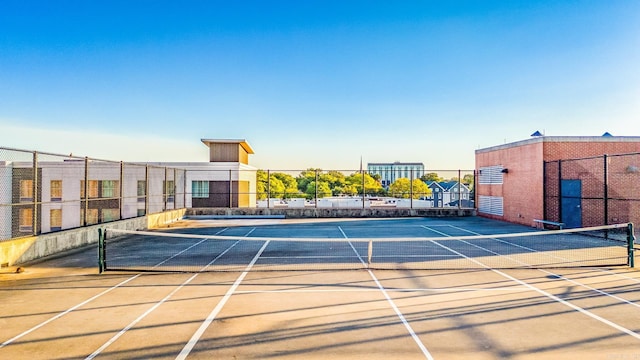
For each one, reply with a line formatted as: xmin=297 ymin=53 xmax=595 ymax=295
xmin=98 ymin=223 xmax=635 ymax=272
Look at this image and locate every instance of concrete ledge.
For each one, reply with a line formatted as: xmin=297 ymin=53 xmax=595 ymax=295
xmin=1 ymin=209 xmax=186 ymax=267
xmin=187 ymin=207 xmax=476 ymax=218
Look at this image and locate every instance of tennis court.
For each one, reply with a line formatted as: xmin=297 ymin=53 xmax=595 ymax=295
xmin=1 ymin=217 xmax=639 ymax=359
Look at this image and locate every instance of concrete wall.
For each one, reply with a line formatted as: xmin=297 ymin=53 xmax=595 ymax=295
xmin=0 ymin=208 xmax=186 ymax=267
xmin=187 ymin=207 xmax=475 ymax=218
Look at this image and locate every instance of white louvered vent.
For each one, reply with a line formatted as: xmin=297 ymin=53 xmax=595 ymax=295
xmin=479 ymin=195 xmax=504 ymax=216
xmin=478 ymin=166 xmax=504 ymax=185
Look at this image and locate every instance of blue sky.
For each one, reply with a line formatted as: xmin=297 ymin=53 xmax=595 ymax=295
xmin=1 ymin=1 xmax=639 ymax=170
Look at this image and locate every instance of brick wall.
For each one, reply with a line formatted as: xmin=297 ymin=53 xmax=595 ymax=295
xmin=475 ymin=141 xmax=544 ymax=226
xmin=476 ymin=137 xmax=640 ymax=227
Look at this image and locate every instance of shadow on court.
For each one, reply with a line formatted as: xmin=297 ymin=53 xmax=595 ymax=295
xmin=1 ymin=217 xmax=639 ymax=359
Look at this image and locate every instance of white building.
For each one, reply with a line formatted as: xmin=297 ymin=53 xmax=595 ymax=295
xmin=1 ymin=139 xmax=257 ymax=240
xmin=367 ymin=162 xmax=425 ymax=187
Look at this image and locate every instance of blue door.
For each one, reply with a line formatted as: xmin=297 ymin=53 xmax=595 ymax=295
xmin=561 ymin=179 xmax=582 ymax=228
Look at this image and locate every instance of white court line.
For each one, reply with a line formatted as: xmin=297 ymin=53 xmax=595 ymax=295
xmin=85 ymin=228 xmax=253 ymax=359
xmin=338 ymin=226 xmax=434 ymax=360
xmin=234 ymin=287 xmax=531 ymax=294
xmin=423 ymin=226 xmax=640 ymax=342
xmin=446 ymin=225 xmax=640 ymax=310
xmin=175 ymin=239 xmax=271 ymax=360
xmin=0 ymin=275 xmax=140 ymax=349
xmin=0 ymin=227 xmax=229 ymax=350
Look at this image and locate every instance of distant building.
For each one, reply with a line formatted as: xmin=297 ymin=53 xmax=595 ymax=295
xmin=424 ymin=181 xmax=472 ymax=208
xmin=367 ymin=162 xmax=425 ymax=187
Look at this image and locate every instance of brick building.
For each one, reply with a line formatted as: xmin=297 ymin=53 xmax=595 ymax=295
xmin=475 ymin=135 xmax=640 ymax=228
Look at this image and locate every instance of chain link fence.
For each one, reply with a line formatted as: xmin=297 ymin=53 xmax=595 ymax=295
xmin=0 ymin=147 xmax=187 ymax=242
xmin=544 ymin=152 xmax=640 ymax=228
xmin=1 ymin=146 xmax=476 ymax=242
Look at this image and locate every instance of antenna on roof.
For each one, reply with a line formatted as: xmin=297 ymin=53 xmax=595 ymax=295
xmin=531 ymin=130 xmax=543 ymax=137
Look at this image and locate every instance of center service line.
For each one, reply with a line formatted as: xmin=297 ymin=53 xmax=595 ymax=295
xmin=85 ymin=228 xmax=254 ymax=359
xmin=338 ymin=226 xmax=434 ymax=360
xmin=175 ymin=239 xmax=271 ymax=360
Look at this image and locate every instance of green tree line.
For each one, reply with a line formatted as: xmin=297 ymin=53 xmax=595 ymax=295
xmin=256 ymin=169 xmax=474 ymax=200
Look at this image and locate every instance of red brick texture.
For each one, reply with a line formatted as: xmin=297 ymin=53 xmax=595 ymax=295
xmin=476 ymin=137 xmax=640 ymax=227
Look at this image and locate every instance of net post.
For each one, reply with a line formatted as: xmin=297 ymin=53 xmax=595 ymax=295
xmin=367 ymin=240 xmax=373 ymax=267
xmin=628 ymin=223 xmax=635 ymax=268
xmin=98 ymin=228 xmax=106 ymax=273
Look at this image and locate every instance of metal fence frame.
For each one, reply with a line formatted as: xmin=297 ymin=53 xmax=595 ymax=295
xmin=544 ymin=152 xmax=640 ymax=228
xmin=1 ymin=147 xmax=188 ymax=242
xmin=1 ymin=146 xmax=476 ymax=242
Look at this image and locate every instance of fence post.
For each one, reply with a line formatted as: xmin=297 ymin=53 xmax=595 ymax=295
xmin=183 ymin=169 xmax=187 ymax=210
xmin=32 ymin=151 xmax=38 ymax=236
xmin=119 ymin=161 xmax=124 ymax=220
xmin=173 ymin=168 xmax=177 ymax=210
xmin=229 ymin=169 xmax=233 ymax=208
xmin=267 ymin=170 xmax=271 ymax=208
xmin=628 ymin=223 xmax=635 ymax=268
xmin=315 ymin=170 xmax=318 ymax=206
xmin=604 ymin=154 xmax=608 ymax=226
xmin=557 ymin=160 xmax=562 ymax=223
xmin=164 ymin=167 xmax=168 ymax=211
xmin=83 ymin=156 xmax=89 ymax=227
xmin=458 ymin=169 xmax=462 ymax=209
xmin=473 ymin=169 xmax=477 ymax=210
xmin=362 ymin=169 xmax=365 ymax=209
xmin=543 ymin=161 xmax=547 ymax=221
xmin=410 ymin=169 xmax=413 ymax=209
xmin=144 ymin=165 xmax=149 ymax=215
xmin=98 ymin=228 xmax=105 ymax=274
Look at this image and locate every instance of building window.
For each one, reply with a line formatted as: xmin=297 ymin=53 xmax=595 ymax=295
xmin=50 ymin=209 xmax=62 ymax=231
xmin=80 ymin=180 xmax=99 ymax=198
xmin=164 ymin=180 xmax=175 ymax=202
xmin=137 ymin=180 xmax=146 ymax=202
xmin=137 ymin=208 xmax=146 ymax=217
xmin=81 ymin=209 xmax=99 ymax=225
xmin=102 ymin=209 xmax=119 ymax=222
xmin=192 ymin=181 xmax=209 ymax=198
xmin=20 ymin=180 xmax=33 ymax=202
xmin=51 ymin=180 xmax=62 ymax=201
xmin=102 ymin=180 xmax=120 ymax=198
xmin=19 ymin=208 xmax=33 ymax=232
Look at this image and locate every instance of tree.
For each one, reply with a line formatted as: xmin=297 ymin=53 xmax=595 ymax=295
xmin=421 ymin=172 xmax=443 ymax=183
xmin=256 ymin=170 xmax=303 ymax=199
xmin=462 ymin=173 xmax=474 ymax=187
xmin=389 ymin=178 xmax=432 ymax=199
xmin=256 ymin=170 xmax=268 ymax=200
xmin=344 ymin=172 xmax=385 ymax=195
xmin=304 ymin=181 xmax=332 ymax=199
xmin=296 ymin=168 xmax=321 ymax=193
xmin=273 ymin=172 xmax=299 ymax=198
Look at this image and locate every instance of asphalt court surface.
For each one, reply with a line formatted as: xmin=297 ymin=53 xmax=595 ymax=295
xmin=1 ymin=217 xmax=640 ymax=359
